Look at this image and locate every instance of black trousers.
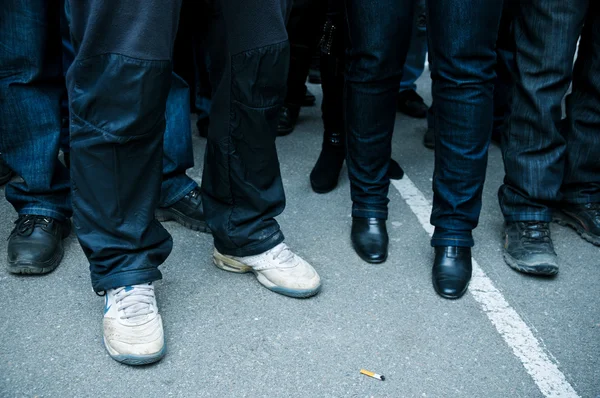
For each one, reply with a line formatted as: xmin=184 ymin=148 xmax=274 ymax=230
xmin=67 ymin=0 xmax=291 ymax=291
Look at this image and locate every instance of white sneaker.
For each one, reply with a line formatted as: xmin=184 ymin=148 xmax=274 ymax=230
xmin=103 ymin=283 xmax=165 ymax=365
xmin=213 ymin=243 xmax=321 ymax=298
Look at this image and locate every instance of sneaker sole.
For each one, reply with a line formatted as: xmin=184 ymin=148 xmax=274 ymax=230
xmin=103 ymin=338 xmax=166 ymax=366
xmin=7 ymin=222 xmax=71 ymax=275
xmin=155 ymin=208 xmax=210 ymax=233
xmin=212 ymin=251 xmax=321 ymax=298
xmin=502 ymin=252 xmax=559 ymax=276
xmin=553 ymin=212 xmax=600 ymax=246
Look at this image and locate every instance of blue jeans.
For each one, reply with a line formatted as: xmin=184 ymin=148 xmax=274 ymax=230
xmin=0 ymin=1 xmax=72 ymax=222
xmin=499 ymin=0 xmax=600 ymax=221
xmin=344 ymin=0 xmax=415 ymax=220
xmin=399 ymin=0 xmax=427 ymax=93
xmin=427 ymin=0 xmax=504 ymax=247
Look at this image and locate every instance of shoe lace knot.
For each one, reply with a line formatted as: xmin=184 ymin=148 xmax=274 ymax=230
xmin=519 ymin=222 xmax=551 ymax=244
xmin=269 ymin=243 xmax=296 ymax=267
xmin=114 ymin=284 xmax=155 ymax=320
xmin=11 ymin=215 xmax=53 ymax=238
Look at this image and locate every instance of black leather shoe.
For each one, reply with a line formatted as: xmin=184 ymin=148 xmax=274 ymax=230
xmin=432 ymin=246 xmax=472 ymax=299
xmin=7 ymin=215 xmax=71 ymax=275
xmin=351 ymin=217 xmax=388 ymax=263
xmin=277 ymin=104 xmax=301 ymax=136
xmin=554 ymin=203 xmax=600 ymax=246
xmin=397 ymin=89 xmax=428 ymax=118
xmin=155 ymin=187 xmax=210 ymax=233
xmin=503 ymin=222 xmax=558 ymax=276
xmin=0 ymin=155 xmax=13 ymax=185
xmin=303 ymin=86 xmax=316 ymax=107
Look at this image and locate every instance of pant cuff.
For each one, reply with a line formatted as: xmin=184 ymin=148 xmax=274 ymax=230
xmin=352 ymin=208 xmax=388 ymax=220
xmin=431 ymin=228 xmax=474 ymax=248
xmin=18 ymin=208 xmax=70 ymax=222
xmin=91 ymin=268 xmax=163 ymax=293
xmin=160 ymin=177 xmax=198 ymax=208
xmin=503 ymin=212 xmax=552 ymax=223
xmin=214 ymin=230 xmax=285 ymax=257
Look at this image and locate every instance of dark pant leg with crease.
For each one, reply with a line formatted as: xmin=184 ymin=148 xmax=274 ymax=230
xmin=202 ymin=0 xmax=292 ymax=256
xmin=344 ymin=0 xmax=414 ymax=220
xmin=427 ymin=0 xmax=504 ymax=247
xmin=67 ymin=0 xmax=181 ymax=292
xmin=498 ymin=1 xmax=589 ymax=221
xmin=0 ymin=1 xmax=71 ymax=222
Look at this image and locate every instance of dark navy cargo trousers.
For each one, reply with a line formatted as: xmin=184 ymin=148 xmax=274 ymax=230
xmin=64 ymin=0 xmax=291 ymax=291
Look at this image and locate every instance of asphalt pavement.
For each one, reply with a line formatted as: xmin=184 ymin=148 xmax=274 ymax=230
xmin=1 ymin=74 xmax=598 ymax=398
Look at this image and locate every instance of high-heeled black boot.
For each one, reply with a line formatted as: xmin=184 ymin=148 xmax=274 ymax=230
xmin=310 ymin=130 xmax=346 ymax=193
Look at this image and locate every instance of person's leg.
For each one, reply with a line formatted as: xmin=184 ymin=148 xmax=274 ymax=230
xmin=427 ymin=0 xmax=503 ymax=298
xmin=555 ymin=6 xmax=600 ymax=246
xmin=67 ymin=0 xmax=181 ymax=364
xmin=397 ymin=0 xmax=428 ymax=119
xmin=204 ymin=0 xmax=321 ymax=298
xmin=277 ymin=0 xmax=326 ymax=136
xmin=0 ymin=0 xmax=72 ymax=275
xmin=344 ymin=0 xmax=414 ymax=263
xmin=498 ymin=0 xmax=587 ymax=275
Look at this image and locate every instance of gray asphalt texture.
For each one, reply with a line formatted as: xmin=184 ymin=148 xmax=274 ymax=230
xmin=1 ymin=74 xmax=599 ymax=398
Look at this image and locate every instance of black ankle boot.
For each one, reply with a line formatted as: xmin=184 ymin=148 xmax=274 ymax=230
xmin=310 ymin=131 xmax=345 ymax=193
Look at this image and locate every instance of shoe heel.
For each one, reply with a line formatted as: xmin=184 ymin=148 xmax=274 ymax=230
xmin=213 ymin=251 xmax=252 ymax=274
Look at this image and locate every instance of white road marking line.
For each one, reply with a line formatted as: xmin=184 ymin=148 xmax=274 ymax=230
xmin=391 ymin=176 xmax=580 ymax=398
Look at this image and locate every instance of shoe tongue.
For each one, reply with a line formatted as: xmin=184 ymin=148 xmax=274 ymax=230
xmin=270 ymin=243 xmax=295 ymax=265
xmin=117 ymin=285 xmax=153 ymax=320
xmin=522 ymin=222 xmax=549 ymax=240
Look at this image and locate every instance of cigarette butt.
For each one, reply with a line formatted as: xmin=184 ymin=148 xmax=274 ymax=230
xmin=360 ymin=369 xmax=385 ymax=381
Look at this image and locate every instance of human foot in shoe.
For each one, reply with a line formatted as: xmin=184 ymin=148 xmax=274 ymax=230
xmin=503 ymin=221 xmax=558 ymax=276
xmin=213 ymin=243 xmax=321 ymax=298
xmin=277 ymin=104 xmax=301 ymax=136
xmin=351 ymin=217 xmax=388 ymax=264
xmin=432 ymin=246 xmax=472 ymax=299
xmin=310 ymin=132 xmax=345 ymax=193
xmin=7 ymin=215 xmax=71 ymax=275
xmin=156 ymin=186 xmax=210 ymax=233
xmin=554 ymin=203 xmax=600 ymax=246
xmin=103 ymin=283 xmax=165 ymax=365
xmin=397 ymin=89 xmax=428 ymax=118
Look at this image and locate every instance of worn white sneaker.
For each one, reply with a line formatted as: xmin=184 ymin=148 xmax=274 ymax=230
xmin=103 ymin=283 xmax=165 ymax=365
xmin=213 ymin=243 xmax=321 ymax=298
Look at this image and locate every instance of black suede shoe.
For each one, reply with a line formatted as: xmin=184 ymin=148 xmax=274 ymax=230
xmin=7 ymin=215 xmax=71 ymax=275
xmin=554 ymin=203 xmax=600 ymax=246
xmin=310 ymin=131 xmax=345 ymax=193
xmin=423 ymin=127 xmax=434 ymax=149
xmin=0 ymin=155 xmax=13 ymax=186
xmin=432 ymin=246 xmax=472 ymax=299
xmin=303 ymin=86 xmax=316 ymax=107
xmin=155 ymin=187 xmax=210 ymax=233
xmin=388 ymin=159 xmax=404 ymax=180
xmin=277 ymin=104 xmax=301 ymax=136
xmin=397 ymin=89 xmax=428 ymax=118
xmin=351 ymin=217 xmax=388 ymax=263
xmin=503 ymin=222 xmax=558 ymax=276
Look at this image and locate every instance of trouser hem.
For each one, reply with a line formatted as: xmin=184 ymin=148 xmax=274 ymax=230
xmin=214 ymin=230 xmax=285 ymax=257
xmin=92 ymin=268 xmax=163 ymax=293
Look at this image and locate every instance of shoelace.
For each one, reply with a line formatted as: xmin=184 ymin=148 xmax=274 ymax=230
xmin=269 ymin=243 xmax=296 ymax=267
xmin=113 ymin=284 xmax=155 ymax=320
xmin=519 ymin=222 xmax=551 ymax=245
xmin=583 ymin=203 xmax=600 ymax=222
xmin=11 ymin=215 xmax=53 ymax=238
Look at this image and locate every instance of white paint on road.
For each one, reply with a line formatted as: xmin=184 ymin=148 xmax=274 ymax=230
xmin=391 ymin=176 xmax=580 ymax=398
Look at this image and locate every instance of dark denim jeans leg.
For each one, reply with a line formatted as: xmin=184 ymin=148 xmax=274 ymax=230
xmin=400 ymin=0 xmax=427 ymax=93
xmin=160 ymin=73 xmax=198 ymax=208
xmin=498 ymin=0 xmax=590 ymax=222
xmin=344 ymin=0 xmax=414 ymax=220
xmin=0 ymin=1 xmax=72 ymax=222
xmin=427 ymin=0 xmax=504 ymax=247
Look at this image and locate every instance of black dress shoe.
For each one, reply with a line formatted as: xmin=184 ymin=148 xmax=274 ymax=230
xmin=7 ymin=215 xmax=71 ymax=275
xmin=303 ymin=86 xmax=316 ymax=107
xmin=397 ymin=89 xmax=429 ymax=118
xmin=277 ymin=104 xmax=301 ymax=136
xmin=155 ymin=187 xmax=210 ymax=233
xmin=351 ymin=217 xmax=388 ymax=263
xmin=388 ymin=159 xmax=404 ymax=180
xmin=0 ymin=155 xmax=13 ymax=185
xmin=432 ymin=246 xmax=472 ymax=299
